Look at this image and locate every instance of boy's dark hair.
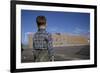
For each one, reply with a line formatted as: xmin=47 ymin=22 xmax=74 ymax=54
xmin=36 ymin=16 xmax=46 ymax=27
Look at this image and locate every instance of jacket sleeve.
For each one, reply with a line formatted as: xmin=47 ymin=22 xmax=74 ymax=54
xmin=47 ymin=34 xmax=54 ymax=57
xmin=33 ymin=36 xmax=35 ymax=50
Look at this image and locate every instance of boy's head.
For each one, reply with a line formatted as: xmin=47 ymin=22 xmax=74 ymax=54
xmin=36 ymin=16 xmax=46 ymax=29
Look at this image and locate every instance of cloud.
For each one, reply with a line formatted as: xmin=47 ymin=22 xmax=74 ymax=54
xmin=73 ymin=27 xmax=90 ymax=38
xmin=74 ymin=27 xmax=84 ymax=34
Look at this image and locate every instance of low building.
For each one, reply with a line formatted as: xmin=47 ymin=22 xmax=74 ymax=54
xmin=52 ymin=33 xmax=89 ymax=47
xmin=28 ymin=33 xmax=89 ymax=48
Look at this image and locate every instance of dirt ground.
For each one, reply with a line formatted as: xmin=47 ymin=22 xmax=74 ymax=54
xmin=21 ymin=45 xmax=90 ymax=63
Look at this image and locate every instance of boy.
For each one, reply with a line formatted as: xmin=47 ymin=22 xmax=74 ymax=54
xmin=33 ymin=16 xmax=54 ymax=62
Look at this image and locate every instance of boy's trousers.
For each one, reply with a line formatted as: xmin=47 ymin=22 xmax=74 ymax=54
xmin=33 ymin=49 xmax=51 ymax=62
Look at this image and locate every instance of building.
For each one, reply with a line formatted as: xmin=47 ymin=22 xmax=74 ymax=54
xmin=28 ymin=33 xmax=33 ymax=49
xmin=28 ymin=32 xmax=89 ymax=48
xmin=52 ymin=33 xmax=89 ymax=47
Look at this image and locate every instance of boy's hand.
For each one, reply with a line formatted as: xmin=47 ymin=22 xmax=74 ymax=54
xmin=51 ymin=56 xmax=54 ymax=61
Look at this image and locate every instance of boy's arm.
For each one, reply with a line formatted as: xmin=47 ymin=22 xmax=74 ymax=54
xmin=32 ymin=37 xmax=36 ymax=62
xmin=47 ymin=34 xmax=54 ymax=61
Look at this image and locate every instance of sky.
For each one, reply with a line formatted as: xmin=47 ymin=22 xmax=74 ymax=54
xmin=21 ymin=10 xmax=90 ymax=44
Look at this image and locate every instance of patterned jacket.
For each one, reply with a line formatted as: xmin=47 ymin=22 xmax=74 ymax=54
xmin=33 ymin=29 xmax=54 ymax=56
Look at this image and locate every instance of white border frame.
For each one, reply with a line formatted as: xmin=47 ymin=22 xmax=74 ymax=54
xmin=16 ymin=4 xmax=94 ymax=69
